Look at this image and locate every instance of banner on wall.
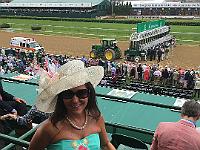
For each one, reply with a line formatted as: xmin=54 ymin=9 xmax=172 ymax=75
xmin=11 ymin=74 xmax=32 ymax=81
xmin=107 ymin=89 xmax=137 ymax=99
xmin=173 ymin=98 xmax=187 ymax=107
xmin=173 ymin=98 xmax=200 ymax=107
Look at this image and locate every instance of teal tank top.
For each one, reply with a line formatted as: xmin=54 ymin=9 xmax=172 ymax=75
xmin=47 ymin=133 xmax=100 ymax=150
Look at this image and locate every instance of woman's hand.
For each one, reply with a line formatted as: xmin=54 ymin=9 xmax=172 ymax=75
xmin=0 ymin=115 xmax=8 ymax=120
xmin=15 ymin=98 xmax=26 ymax=104
xmin=8 ymin=113 xmax=18 ymax=120
xmin=0 ymin=114 xmax=17 ymax=120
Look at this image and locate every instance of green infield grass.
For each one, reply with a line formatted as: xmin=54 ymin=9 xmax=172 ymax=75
xmin=0 ymin=18 xmax=200 ymax=45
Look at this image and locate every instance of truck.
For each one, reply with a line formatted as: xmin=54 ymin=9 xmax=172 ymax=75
xmin=124 ymin=20 xmax=173 ymax=62
xmin=10 ymin=37 xmax=44 ymax=53
xmin=90 ymin=38 xmax=121 ymax=61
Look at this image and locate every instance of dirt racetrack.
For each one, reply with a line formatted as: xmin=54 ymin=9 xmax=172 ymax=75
xmin=0 ymin=30 xmax=200 ymax=69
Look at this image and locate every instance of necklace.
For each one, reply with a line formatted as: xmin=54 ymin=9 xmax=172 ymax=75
xmin=66 ymin=111 xmax=88 ymax=130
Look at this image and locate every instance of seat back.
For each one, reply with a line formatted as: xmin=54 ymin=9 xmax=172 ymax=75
xmin=111 ymin=133 xmax=148 ymax=150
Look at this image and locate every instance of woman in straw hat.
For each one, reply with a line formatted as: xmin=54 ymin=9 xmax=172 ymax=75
xmin=29 ymin=60 xmax=116 ymax=150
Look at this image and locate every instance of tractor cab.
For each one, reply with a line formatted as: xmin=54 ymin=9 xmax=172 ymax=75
xmin=90 ymin=38 xmax=121 ymax=61
xmin=101 ymin=39 xmax=117 ymax=48
xmin=125 ymin=37 xmax=146 ymax=62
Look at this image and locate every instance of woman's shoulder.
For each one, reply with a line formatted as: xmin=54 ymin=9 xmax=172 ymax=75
xmin=39 ymin=118 xmax=52 ymax=128
xmin=96 ymin=115 xmax=105 ymax=127
xmin=86 ymin=115 xmax=104 ymax=131
xmin=37 ymin=119 xmax=69 ymax=144
xmin=88 ymin=113 xmax=104 ymax=123
xmin=37 ymin=119 xmax=60 ymax=136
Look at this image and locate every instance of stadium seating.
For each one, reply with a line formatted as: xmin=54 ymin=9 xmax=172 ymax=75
xmin=111 ymin=133 xmax=148 ymax=150
xmin=100 ymin=75 xmax=194 ymax=99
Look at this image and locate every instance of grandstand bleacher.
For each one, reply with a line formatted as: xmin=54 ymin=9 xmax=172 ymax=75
xmin=0 ymin=0 xmax=110 ymax=18
xmin=0 ymin=0 xmax=200 ymax=18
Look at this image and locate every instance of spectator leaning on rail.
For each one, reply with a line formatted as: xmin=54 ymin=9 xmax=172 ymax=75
xmin=0 ymin=79 xmax=27 ymax=148
xmin=151 ymin=100 xmax=200 ymax=150
xmin=4 ymin=104 xmax=52 ymax=128
xmin=0 ymin=79 xmax=27 ymax=121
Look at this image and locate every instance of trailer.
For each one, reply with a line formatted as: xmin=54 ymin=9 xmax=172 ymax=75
xmin=124 ymin=20 xmax=173 ymax=62
xmin=10 ymin=37 xmax=44 ymax=52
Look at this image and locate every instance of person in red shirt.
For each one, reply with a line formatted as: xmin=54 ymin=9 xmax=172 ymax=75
xmin=151 ymin=100 xmax=200 ymax=150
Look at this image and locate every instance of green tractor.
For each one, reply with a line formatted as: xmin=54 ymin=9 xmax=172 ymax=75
xmin=90 ymin=38 xmax=121 ymax=61
xmin=124 ymin=40 xmax=147 ymax=62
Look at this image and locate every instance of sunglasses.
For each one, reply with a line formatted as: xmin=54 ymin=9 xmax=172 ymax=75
xmin=61 ymin=89 xmax=89 ymax=100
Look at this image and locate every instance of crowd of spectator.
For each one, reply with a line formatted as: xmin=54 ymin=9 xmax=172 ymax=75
xmin=0 ymin=46 xmax=200 ymax=149
xmin=105 ymin=61 xmax=199 ymax=89
xmin=0 ymin=7 xmax=97 ymax=18
xmin=0 ymin=47 xmax=200 ymax=98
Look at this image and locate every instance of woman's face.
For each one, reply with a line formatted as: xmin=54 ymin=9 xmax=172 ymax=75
xmin=62 ymin=84 xmax=89 ymax=115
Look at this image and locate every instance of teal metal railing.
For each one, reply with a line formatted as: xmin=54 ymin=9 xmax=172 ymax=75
xmin=1 ymin=124 xmax=39 ymax=150
xmin=0 ymin=76 xmax=182 ymax=148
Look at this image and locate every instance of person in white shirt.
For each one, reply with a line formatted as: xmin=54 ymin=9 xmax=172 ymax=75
xmin=0 ymin=66 xmax=5 ymax=75
xmin=153 ymin=69 xmax=162 ymax=84
xmin=194 ymin=74 xmax=200 ymax=98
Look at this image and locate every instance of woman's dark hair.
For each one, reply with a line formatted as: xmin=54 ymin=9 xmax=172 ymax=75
xmin=181 ymin=100 xmax=200 ymax=118
xmin=50 ymin=82 xmax=101 ymax=127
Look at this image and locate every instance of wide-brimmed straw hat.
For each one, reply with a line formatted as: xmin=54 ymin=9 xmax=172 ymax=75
xmin=36 ymin=60 xmax=104 ymax=113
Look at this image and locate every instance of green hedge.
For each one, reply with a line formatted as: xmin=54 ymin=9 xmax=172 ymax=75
xmin=0 ymin=15 xmax=200 ymax=26
xmin=166 ymin=20 xmax=200 ymax=26
xmin=0 ymin=23 xmax=11 ymax=28
xmin=31 ymin=25 xmax=42 ymax=31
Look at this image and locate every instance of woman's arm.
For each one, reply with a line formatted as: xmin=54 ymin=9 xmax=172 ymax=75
xmin=17 ymin=105 xmax=38 ymax=126
xmin=29 ymin=119 xmax=53 ymax=150
xmin=4 ymin=105 xmax=36 ymax=126
xmin=98 ymin=116 xmax=116 ymax=150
